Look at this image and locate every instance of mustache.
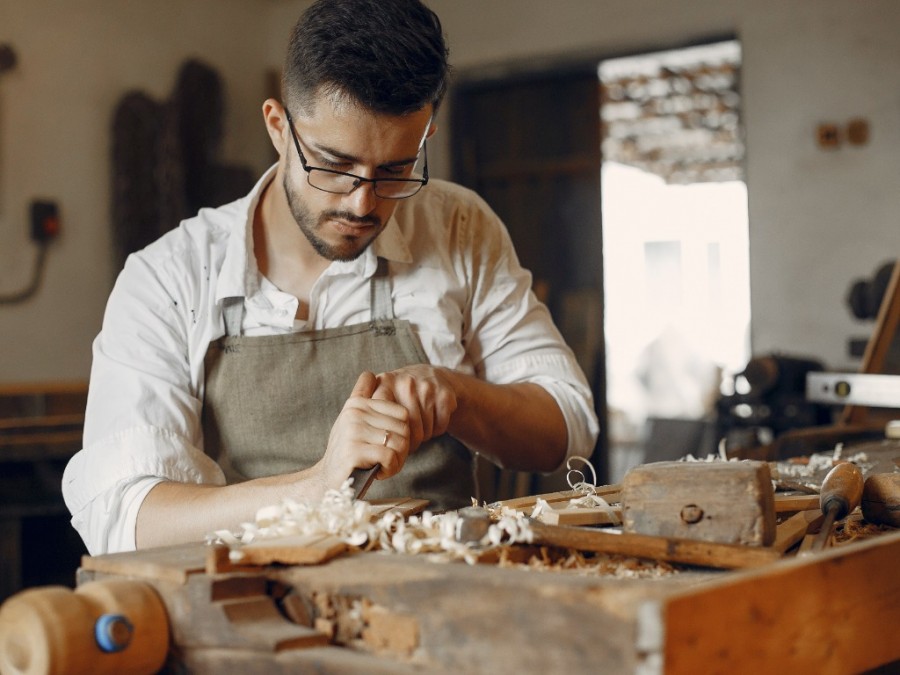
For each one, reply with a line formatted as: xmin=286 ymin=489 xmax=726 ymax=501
xmin=321 ymin=210 xmax=382 ymax=228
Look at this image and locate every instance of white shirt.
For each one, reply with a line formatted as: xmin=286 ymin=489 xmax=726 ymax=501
xmin=63 ymin=167 xmax=599 ymax=555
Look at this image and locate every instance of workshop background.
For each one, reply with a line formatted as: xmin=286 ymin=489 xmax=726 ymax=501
xmin=0 ymin=0 xmax=900 ymax=473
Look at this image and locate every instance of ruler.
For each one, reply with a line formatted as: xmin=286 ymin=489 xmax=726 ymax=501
xmin=806 ymin=372 xmax=900 ymax=408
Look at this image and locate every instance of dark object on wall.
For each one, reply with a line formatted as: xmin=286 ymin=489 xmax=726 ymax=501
xmin=847 ymin=260 xmax=897 ymax=320
xmin=111 ymin=59 xmax=255 ymax=273
xmin=0 ymin=44 xmax=16 ymax=74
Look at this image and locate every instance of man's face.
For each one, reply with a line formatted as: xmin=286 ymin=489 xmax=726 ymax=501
xmin=281 ymin=95 xmax=433 ymax=262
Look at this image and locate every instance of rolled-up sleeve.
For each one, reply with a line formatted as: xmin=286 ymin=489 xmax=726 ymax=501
xmin=459 ymin=195 xmax=600 ymax=463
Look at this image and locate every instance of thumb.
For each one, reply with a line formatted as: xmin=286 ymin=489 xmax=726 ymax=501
xmin=350 ymin=370 xmax=378 ymax=398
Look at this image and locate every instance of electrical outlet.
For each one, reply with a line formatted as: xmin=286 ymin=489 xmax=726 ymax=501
xmin=30 ymin=200 xmax=60 ymax=242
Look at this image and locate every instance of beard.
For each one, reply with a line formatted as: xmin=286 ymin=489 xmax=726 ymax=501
xmin=282 ymin=171 xmax=383 ymax=262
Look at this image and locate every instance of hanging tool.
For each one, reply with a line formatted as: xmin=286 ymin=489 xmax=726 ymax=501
xmin=811 ymin=462 xmax=864 ymax=551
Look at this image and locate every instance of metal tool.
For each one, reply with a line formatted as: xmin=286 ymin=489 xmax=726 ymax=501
xmin=811 ymin=462 xmax=864 ymax=551
xmin=806 ymin=372 xmax=900 ymax=408
xmin=350 ymin=465 xmax=380 ymax=500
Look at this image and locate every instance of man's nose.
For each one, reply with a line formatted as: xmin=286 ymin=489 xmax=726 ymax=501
xmin=344 ymin=179 xmax=379 ymax=215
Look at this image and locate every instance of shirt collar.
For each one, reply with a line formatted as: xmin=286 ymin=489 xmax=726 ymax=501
xmin=215 ymin=164 xmax=414 ymax=303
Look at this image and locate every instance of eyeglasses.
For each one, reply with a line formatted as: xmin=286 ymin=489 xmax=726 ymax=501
xmin=285 ymin=110 xmax=428 ymax=199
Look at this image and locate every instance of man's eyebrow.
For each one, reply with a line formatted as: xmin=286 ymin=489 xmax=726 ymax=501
xmin=313 ymin=142 xmax=419 ymax=168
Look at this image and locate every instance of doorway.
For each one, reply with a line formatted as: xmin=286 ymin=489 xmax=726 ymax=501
xmin=599 ymin=40 xmax=751 ymax=480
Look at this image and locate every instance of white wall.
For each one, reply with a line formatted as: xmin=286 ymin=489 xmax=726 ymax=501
xmin=1 ymin=0 xmax=898 ymax=383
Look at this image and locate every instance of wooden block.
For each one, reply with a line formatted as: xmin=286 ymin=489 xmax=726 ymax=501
xmin=621 ymin=461 xmax=776 ymax=546
xmin=237 ymin=534 xmax=348 ymax=566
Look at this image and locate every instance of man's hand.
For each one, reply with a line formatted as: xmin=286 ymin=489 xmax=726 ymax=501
xmin=318 ymin=371 xmax=411 ymax=486
xmin=372 ymin=365 xmax=458 ymax=451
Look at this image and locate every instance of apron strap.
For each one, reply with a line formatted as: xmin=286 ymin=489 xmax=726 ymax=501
xmin=370 ymin=257 xmax=395 ymax=322
xmin=222 ymin=296 xmax=244 ymax=337
xmin=223 ymin=256 xmax=393 ymax=336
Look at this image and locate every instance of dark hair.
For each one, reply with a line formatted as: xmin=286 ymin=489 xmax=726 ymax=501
xmin=282 ymin=0 xmax=450 ymax=116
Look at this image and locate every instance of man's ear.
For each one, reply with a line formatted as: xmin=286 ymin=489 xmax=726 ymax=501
xmin=426 ymin=122 xmax=438 ymax=140
xmin=262 ymin=98 xmax=288 ymax=157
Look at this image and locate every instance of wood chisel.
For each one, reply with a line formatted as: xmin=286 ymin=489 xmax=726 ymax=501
xmin=811 ymin=462 xmax=864 ymax=551
xmin=350 ymin=465 xmax=379 ymax=500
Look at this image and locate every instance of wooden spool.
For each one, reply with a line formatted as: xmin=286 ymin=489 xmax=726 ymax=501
xmin=0 ymin=579 xmax=169 ymax=675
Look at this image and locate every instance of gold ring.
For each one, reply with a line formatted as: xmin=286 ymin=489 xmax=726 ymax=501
xmin=382 ymin=430 xmax=391 ymax=447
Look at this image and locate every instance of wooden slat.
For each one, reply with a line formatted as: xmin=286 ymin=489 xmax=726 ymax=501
xmin=529 ymin=522 xmax=782 ymax=569
xmin=0 ymin=413 xmax=85 ymax=432
xmin=774 ymin=494 xmax=821 ymax=512
xmin=650 ymin=530 xmax=900 ymax=674
xmin=772 ymin=510 xmax=825 ymax=554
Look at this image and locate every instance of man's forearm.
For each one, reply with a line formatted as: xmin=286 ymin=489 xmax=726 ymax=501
xmin=445 ymin=372 xmax=568 ymax=472
xmin=135 ymin=469 xmax=326 ymax=549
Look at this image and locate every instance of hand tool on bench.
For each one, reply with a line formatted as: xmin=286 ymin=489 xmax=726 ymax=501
xmin=811 ymin=462 xmax=864 ymax=550
xmin=861 ymin=473 xmax=900 ymax=527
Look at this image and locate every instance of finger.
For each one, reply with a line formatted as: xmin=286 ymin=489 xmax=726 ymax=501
xmin=371 ymin=373 xmax=396 ymax=402
xmin=350 ymin=370 xmax=378 ymax=398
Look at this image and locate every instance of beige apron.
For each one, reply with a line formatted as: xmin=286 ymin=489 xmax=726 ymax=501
xmin=201 ymin=258 xmax=475 ymax=511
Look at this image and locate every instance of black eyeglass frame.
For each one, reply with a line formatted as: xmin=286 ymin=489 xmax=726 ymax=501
xmin=284 ymin=110 xmax=429 ymax=200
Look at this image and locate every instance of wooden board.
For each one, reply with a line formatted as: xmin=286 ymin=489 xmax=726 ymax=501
xmin=644 ymin=530 xmax=900 ymax=674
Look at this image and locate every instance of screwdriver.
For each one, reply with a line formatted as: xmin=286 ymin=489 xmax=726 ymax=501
xmin=811 ymin=462 xmax=864 ymax=551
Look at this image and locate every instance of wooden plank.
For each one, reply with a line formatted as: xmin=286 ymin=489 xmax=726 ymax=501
xmin=0 ymin=413 xmax=84 ymax=432
xmin=648 ymin=530 xmax=900 ymax=674
xmin=494 ymin=484 xmax=620 ymax=512
xmin=238 ymin=534 xmax=349 ymax=566
xmin=529 ymin=522 xmax=781 ymax=569
xmin=80 ymin=542 xmax=209 ymax=584
xmin=367 ymin=497 xmax=429 ymax=519
xmin=537 ymin=504 xmax=622 ymax=526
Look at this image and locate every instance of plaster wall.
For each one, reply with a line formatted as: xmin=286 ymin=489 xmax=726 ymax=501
xmin=1 ymin=0 xmax=897 ymax=383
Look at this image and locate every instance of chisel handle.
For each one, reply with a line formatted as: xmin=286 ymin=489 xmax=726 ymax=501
xmin=820 ymin=462 xmax=864 ymax=521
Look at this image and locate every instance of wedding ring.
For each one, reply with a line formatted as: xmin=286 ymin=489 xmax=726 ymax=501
xmin=382 ymin=430 xmax=391 ymax=447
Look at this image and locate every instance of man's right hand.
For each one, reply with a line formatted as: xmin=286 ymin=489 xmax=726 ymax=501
xmin=317 ymin=371 xmax=411 ymax=488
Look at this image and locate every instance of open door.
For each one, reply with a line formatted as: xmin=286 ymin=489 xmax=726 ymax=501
xmin=451 ymin=66 xmax=608 ymax=498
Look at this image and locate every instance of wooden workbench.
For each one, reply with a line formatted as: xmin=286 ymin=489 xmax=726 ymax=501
xmin=76 ymin=525 xmax=900 ymax=674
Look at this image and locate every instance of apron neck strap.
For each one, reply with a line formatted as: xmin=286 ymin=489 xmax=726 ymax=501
xmin=221 ymin=256 xmax=394 ymax=337
xmin=370 ymin=256 xmax=395 ymax=322
xmin=222 ymin=296 xmax=244 ymax=337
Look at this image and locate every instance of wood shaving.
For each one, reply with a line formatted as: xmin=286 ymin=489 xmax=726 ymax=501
xmin=495 ymin=546 xmax=678 ymax=578
xmin=208 ymin=480 xmax=534 ymax=565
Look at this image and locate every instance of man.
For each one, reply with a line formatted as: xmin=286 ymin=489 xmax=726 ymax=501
xmin=63 ymin=0 xmax=599 ymax=555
